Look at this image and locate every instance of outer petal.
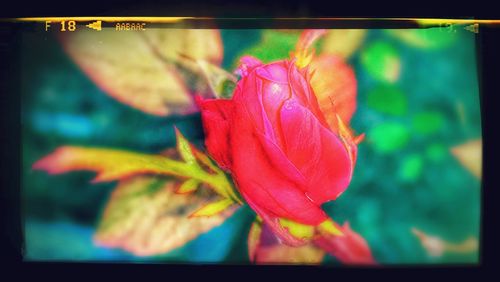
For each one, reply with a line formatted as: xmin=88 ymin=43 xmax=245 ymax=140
xmin=232 ymin=70 xmax=267 ymax=134
xmin=257 ymin=132 xmax=307 ymax=188
xmin=196 ymin=96 xmax=234 ymax=170
xmin=256 ymin=61 xmax=292 ymax=147
xmin=279 ymin=98 xmax=352 ymax=204
xmin=236 ymin=55 xmax=263 ymax=77
xmin=314 ymin=222 xmax=377 ymax=265
xmin=230 ymin=103 xmax=328 ymax=225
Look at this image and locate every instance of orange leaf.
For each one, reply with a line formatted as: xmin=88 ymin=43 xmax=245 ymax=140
xmin=32 ymin=146 xmax=194 ymax=183
xmin=309 ymin=54 xmax=357 ymax=132
xmin=248 ymin=220 xmax=325 ymax=264
xmin=60 ymin=29 xmax=223 ymax=116
xmin=294 ymin=29 xmax=327 ymax=68
xmin=450 ymin=139 xmax=482 ymax=179
xmin=411 ymin=228 xmax=445 ymax=257
xmin=94 ymin=176 xmax=237 ymax=256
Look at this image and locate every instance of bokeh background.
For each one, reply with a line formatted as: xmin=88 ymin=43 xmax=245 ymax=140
xmin=21 ymin=27 xmax=481 ymax=264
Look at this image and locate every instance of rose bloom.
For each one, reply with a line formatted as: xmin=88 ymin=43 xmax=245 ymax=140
xmin=197 ymin=56 xmax=357 ymax=233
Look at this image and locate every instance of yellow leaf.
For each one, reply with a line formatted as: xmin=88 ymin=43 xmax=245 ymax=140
xmin=412 ymin=228 xmax=478 ymax=257
xmin=94 ymin=176 xmax=237 ymax=256
xmin=451 ymin=139 xmax=482 ymax=179
xmin=143 ymin=29 xmax=222 ymax=67
xmin=445 ymin=237 xmax=479 ymax=254
xmin=190 ymin=198 xmax=235 ymax=217
xmin=318 ymin=219 xmax=344 ymax=237
xmin=192 ymin=146 xmax=220 ymax=173
xmin=321 ymin=29 xmax=367 ymax=59
xmin=190 ymin=146 xmax=243 ymax=204
xmin=176 ymin=179 xmax=200 ymax=194
xmin=175 ymin=127 xmax=197 ymax=165
xmin=32 ymin=146 xmax=194 ymax=182
xmin=60 ymin=28 xmax=222 ymax=116
xmin=33 ymin=144 xmax=243 ymax=204
xmin=278 ymin=218 xmax=315 ymax=240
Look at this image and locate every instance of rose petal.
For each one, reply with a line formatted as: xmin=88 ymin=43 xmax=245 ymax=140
xmin=196 ymin=97 xmax=234 ymax=170
xmin=288 ymin=62 xmax=328 ymax=127
xmin=279 ymin=99 xmax=352 ymax=204
xmin=237 ymin=55 xmax=263 ymax=77
xmin=230 ymin=105 xmax=328 ymax=225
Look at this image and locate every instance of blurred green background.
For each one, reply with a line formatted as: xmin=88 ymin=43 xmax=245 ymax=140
xmin=21 ymin=27 xmax=481 ymax=264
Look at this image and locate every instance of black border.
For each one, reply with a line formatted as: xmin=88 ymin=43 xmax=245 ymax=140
xmin=0 ymin=0 xmax=499 ymax=18
xmin=1 ymin=1 xmax=500 ymax=279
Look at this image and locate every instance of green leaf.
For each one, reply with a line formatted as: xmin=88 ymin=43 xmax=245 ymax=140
xmin=367 ymin=85 xmax=408 ymax=116
xmin=369 ymin=122 xmax=410 ymax=153
xmin=412 ymin=111 xmax=445 ymax=135
xmin=386 ymin=28 xmax=456 ymax=49
xmin=399 ymin=154 xmax=424 ymax=182
xmin=190 ymin=198 xmax=235 ymax=217
xmin=176 ymin=179 xmax=200 ymax=194
xmin=32 ymin=146 xmax=199 ymax=183
xmin=361 ymin=41 xmax=401 ymax=83
xmin=220 ymin=79 xmax=237 ymax=99
xmin=235 ymin=30 xmax=301 ymax=65
xmin=425 ymin=143 xmax=448 ymax=162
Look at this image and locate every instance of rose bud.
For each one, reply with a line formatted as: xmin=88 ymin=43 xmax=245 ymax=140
xmin=197 ymin=55 xmax=360 ymax=245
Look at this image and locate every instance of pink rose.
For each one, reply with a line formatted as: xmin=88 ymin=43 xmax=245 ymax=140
xmin=197 ymin=55 xmax=358 ymax=242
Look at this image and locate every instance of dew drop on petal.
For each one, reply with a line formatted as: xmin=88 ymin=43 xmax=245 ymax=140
xmin=271 ymin=83 xmax=281 ymax=94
